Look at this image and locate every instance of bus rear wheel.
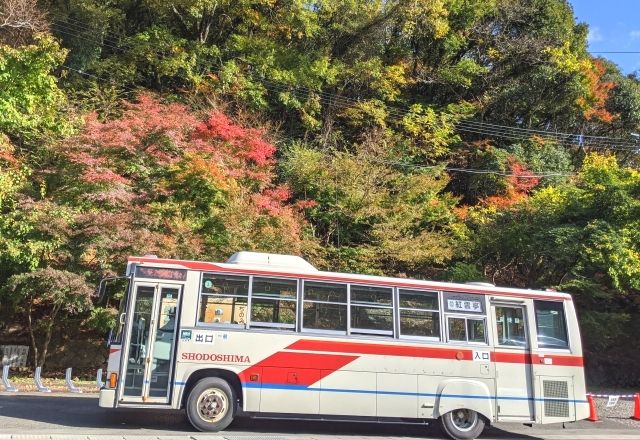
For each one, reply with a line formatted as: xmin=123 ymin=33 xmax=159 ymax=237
xmin=186 ymin=377 xmax=236 ymax=432
xmin=440 ymin=408 xmax=485 ymax=440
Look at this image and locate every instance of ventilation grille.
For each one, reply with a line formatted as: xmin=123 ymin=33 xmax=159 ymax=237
xmin=543 ymin=380 xmax=570 ymax=418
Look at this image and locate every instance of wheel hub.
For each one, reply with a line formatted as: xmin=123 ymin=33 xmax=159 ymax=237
xmin=197 ymin=389 xmax=227 ymax=423
xmin=451 ymin=408 xmax=476 ymax=431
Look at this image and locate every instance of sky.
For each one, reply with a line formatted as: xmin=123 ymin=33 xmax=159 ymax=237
xmin=570 ymin=0 xmax=640 ymax=74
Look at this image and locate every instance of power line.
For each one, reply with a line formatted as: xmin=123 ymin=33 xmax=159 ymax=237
xmin=61 ymin=66 xmax=568 ymax=179
xmin=368 ymin=158 xmax=572 ymax=179
xmin=50 ymin=17 xmax=640 ymax=152
xmin=257 ymin=78 xmax=640 ymax=150
xmin=51 ymin=21 xmax=630 ymax=178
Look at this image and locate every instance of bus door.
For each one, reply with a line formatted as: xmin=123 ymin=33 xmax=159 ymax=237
xmin=491 ymin=302 xmax=535 ymax=421
xmin=118 ymin=283 xmax=181 ymax=404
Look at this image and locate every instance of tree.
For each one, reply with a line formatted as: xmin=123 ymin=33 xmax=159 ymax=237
xmin=2 ymin=268 xmax=93 ymax=367
xmin=0 ymin=0 xmax=49 ymax=46
xmin=281 ymin=134 xmax=465 ymax=276
xmin=0 ymin=34 xmax=70 ymax=142
xmin=53 ymin=95 xmax=309 ymax=276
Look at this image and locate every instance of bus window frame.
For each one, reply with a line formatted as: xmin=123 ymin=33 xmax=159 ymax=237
xmin=396 ymin=287 xmax=442 ymax=342
xmin=248 ymin=275 xmax=298 ymax=330
xmin=533 ymin=300 xmax=571 ymax=352
xmin=494 ymin=304 xmax=529 ymax=349
xmin=348 ymin=283 xmax=394 ymax=337
xmin=196 ymin=272 xmax=250 ymax=328
xmin=445 ymin=314 xmax=488 ymax=345
xmin=301 ymin=279 xmax=349 ymax=335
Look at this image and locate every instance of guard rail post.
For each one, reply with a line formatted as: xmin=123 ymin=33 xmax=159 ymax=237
xmin=34 ymin=366 xmax=51 ymax=393
xmin=65 ymin=367 xmax=82 ymax=393
xmin=96 ymin=368 xmax=104 ymax=389
xmin=2 ymin=365 xmax=18 ymax=392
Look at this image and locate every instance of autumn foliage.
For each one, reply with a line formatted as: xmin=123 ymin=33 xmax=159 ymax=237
xmin=482 ymin=158 xmax=541 ymax=208
xmin=60 ymin=95 xmax=307 ymax=274
xmin=580 ymin=59 xmax=617 ymax=124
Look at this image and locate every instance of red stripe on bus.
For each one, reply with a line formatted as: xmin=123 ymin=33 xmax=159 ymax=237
xmin=286 ymin=339 xmax=473 ymax=361
xmin=239 ymin=351 xmax=358 ymax=387
xmin=128 ymin=257 xmax=570 ymax=300
xmin=288 ymin=339 xmax=583 ymax=366
xmin=109 ymin=347 xmax=121 ymax=354
xmin=492 ymin=352 xmax=583 ymax=366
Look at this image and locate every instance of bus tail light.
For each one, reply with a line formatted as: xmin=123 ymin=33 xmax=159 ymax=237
xmin=109 ymin=372 xmax=117 ymax=388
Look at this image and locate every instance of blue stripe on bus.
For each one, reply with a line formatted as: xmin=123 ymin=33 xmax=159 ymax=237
xmin=242 ymin=382 xmax=588 ymax=404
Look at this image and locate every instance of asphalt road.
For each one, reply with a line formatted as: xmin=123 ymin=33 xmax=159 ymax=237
xmin=0 ymin=393 xmax=639 ymax=440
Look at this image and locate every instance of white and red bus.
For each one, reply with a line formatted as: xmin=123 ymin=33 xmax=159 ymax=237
xmin=98 ymin=251 xmax=589 ymax=440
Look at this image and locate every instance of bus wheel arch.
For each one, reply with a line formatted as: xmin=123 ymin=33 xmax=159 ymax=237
xmin=435 ymin=379 xmax=493 ymax=423
xmin=181 ymin=368 xmax=243 ymax=412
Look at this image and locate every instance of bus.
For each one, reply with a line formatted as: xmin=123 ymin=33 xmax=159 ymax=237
xmin=98 ymin=251 xmax=589 ymax=440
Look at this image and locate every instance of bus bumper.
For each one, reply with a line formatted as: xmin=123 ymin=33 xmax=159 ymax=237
xmin=98 ymin=388 xmax=116 ymax=408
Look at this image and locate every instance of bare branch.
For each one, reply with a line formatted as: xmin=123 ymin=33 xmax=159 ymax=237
xmin=0 ymin=0 xmax=49 ymax=46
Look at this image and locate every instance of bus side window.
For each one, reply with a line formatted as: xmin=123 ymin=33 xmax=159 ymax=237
xmin=350 ymin=285 xmax=393 ymax=335
xmin=199 ymin=274 xmax=249 ymax=325
xmin=447 ymin=316 xmax=487 ymax=344
xmin=302 ymin=281 xmax=348 ymax=332
xmin=398 ymin=289 xmax=440 ymax=339
xmin=533 ymin=300 xmax=569 ymax=349
xmin=250 ymin=277 xmax=297 ymax=329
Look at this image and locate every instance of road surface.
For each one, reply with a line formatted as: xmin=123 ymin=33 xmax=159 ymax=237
xmin=0 ymin=393 xmax=638 ymax=439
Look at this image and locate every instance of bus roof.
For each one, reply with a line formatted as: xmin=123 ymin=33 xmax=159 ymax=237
xmin=127 ymin=252 xmax=571 ymax=301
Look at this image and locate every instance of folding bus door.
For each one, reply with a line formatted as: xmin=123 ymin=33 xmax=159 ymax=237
xmin=118 ymin=283 xmax=181 ymax=404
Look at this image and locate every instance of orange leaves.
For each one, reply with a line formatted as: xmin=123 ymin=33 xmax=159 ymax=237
xmin=196 ymin=112 xmax=277 ymax=167
xmin=482 ymin=157 xmax=540 ymax=209
xmin=580 ymin=59 xmax=617 ymax=124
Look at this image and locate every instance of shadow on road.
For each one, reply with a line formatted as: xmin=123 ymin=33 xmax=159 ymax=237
xmin=0 ymin=393 xmax=540 ymax=439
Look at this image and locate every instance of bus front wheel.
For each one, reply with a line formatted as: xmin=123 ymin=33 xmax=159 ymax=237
xmin=440 ymin=408 xmax=486 ymax=440
xmin=186 ymin=377 xmax=236 ymax=432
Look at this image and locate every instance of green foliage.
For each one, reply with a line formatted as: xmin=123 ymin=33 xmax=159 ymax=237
xmin=444 ymin=262 xmax=486 ymax=283
xmin=400 ymin=104 xmax=462 ymax=161
xmin=281 ymin=139 xmax=464 ymax=275
xmin=2 ymin=267 xmax=93 ymax=366
xmin=84 ymin=306 xmax=118 ymax=334
xmin=470 ymin=153 xmax=640 ymax=296
xmin=0 ymin=35 xmax=71 ymax=141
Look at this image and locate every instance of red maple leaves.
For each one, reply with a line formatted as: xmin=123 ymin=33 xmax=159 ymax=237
xmin=483 ymin=157 xmax=540 ymax=208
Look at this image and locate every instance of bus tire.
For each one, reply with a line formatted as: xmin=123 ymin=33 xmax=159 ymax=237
xmin=440 ymin=408 xmax=486 ymax=440
xmin=186 ymin=377 xmax=236 ymax=432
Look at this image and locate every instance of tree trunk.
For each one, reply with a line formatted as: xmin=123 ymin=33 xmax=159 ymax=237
xmin=38 ymin=303 xmax=61 ymax=368
xmin=26 ymin=296 xmax=39 ymax=368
